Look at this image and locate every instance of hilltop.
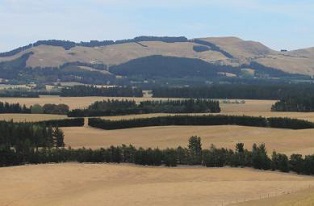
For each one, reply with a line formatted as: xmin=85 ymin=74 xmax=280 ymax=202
xmin=0 ymin=36 xmax=313 ymax=85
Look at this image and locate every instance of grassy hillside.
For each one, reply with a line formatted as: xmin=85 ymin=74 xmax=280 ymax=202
xmin=1 ymin=164 xmax=313 ymax=206
xmin=0 ymin=36 xmax=313 ymax=84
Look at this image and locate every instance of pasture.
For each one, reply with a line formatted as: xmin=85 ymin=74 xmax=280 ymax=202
xmin=2 ymin=96 xmax=314 ymax=122
xmin=1 ymin=163 xmax=313 ymax=206
xmin=63 ymin=125 xmax=314 ymax=156
xmin=2 ymin=95 xmax=314 ymax=205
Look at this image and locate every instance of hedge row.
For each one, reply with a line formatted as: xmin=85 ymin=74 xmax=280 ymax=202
xmin=37 ymin=118 xmax=84 ymax=127
xmin=88 ymin=115 xmax=314 ymax=130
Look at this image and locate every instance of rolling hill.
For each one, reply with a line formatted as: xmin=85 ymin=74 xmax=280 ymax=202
xmin=0 ymin=36 xmax=313 ymax=85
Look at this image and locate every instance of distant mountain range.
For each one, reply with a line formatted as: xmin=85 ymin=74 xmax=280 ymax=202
xmin=0 ymin=36 xmax=313 ymax=85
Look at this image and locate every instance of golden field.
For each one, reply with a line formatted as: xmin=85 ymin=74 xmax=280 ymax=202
xmin=63 ymin=125 xmax=314 ymax=156
xmin=2 ymin=96 xmax=314 ymax=205
xmin=3 ymin=96 xmax=314 ymax=123
xmin=1 ymin=163 xmax=313 ymax=206
xmin=0 ymin=113 xmax=68 ymax=122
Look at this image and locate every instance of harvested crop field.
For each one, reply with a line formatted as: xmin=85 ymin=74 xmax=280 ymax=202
xmin=1 ymin=163 xmax=313 ymax=206
xmin=3 ymin=96 xmax=314 ymax=122
xmin=0 ymin=113 xmax=68 ymax=122
xmin=3 ymin=96 xmax=314 ymax=206
xmin=63 ymin=125 xmax=314 ymax=156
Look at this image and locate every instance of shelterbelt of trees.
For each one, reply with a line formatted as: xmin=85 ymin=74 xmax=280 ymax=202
xmin=0 ymin=101 xmax=69 ymax=115
xmin=68 ymin=99 xmax=221 ymax=117
xmin=0 ymin=86 xmax=142 ymax=98
xmin=272 ymin=95 xmax=314 ymax=112
xmin=88 ymin=115 xmax=314 ymax=130
xmin=2 ymin=134 xmax=314 ymax=176
xmin=60 ymin=85 xmax=143 ymax=97
xmin=152 ymin=84 xmax=314 ymax=100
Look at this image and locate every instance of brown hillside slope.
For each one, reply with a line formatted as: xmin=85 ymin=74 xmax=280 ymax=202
xmin=254 ymin=46 xmax=314 ymax=75
xmin=0 ymin=41 xmax=227 ymax=68
xmin=1 ymin=164 xmax=313 ymax=206
xmin=1 ymin=37 xmax=314 ymax=75
xmin=200 ymin=36 xmax=275 ymax=58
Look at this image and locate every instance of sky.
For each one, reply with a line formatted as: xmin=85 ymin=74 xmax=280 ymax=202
xmin=0 ymin=0 xmax=314 ymax=52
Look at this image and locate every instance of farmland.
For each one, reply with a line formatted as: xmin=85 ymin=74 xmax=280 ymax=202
xmin=1 ymin=163 xmax=313 ymax=206
xmin=1 ymin=95 xmax=314 ymax=205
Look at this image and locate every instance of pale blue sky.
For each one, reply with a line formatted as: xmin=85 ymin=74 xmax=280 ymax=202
xmin=0 ymin=0 xmax=314 ymax=52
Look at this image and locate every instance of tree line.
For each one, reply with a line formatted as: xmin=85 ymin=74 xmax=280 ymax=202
xmin=0 ymin=102 xmax=30 ymax=113
xmin=272 ymin=95 xmax=314 ymax=112
xmin=60 ymin=85 xmax=143 ymax=97
xmin=88 ymin=115 xmax=314 ymax=130
xmin=2 ymin=136 xmax=314 ymax=176
xmin=68 ymin=99 xmax=221 ymax=117
xmin=3 ymin=36 xmax=188 ymax=52
xmin=152 ymin=84 xmax=314 ymax=100
xmin=0 ymin=102 xmax=70 ymax=115
xmin=37 ymin=118 xmax=84 ymax=127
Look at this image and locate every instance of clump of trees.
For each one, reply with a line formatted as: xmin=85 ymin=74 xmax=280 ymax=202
xmin=30 ymin=103 xmax=69 ymax=115
xmin=272 ymin=96 xmax=314 ymax=112
xmin=60 ymin=85 xmax=143 ymax=97
xmin=0 ymin=102 xmax=30 ymax=113
xmin=88 ymin=115 xmax=314 ymax=130
xmin=0 ymin=102 xmax=70 ymax=115
xmin=0 ymin=121 xmax=64 ymax=166
xmin=193 ymin=45 xmax=210 ymax=52
xmin=42 ymin=104 xmax=69 ymax=115
xmin=138 ymin=99 xmax=220 ymax=113
xmin=68 ymin=99 xmax=221 ymax=117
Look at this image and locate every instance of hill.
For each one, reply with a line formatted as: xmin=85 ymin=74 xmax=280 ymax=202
xmin=0 ymin=36 xmax=313 ymax=85
xmin=1 ymin=163 xmax=313 ymax=206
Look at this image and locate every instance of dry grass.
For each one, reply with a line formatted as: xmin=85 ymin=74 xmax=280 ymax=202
xmin=0 ymin=113 xmax=68 ymax=122
xmin=100 ymin=99 xmax=314 ymax=123
xmin=63 ymin=125 xmax=314 ymax=156
xmin=234 ymin=187 xmax=314 ymax=206
xmin=5 ymin=97 xmax=314 ymax=122
xmin=13 ymin=41 xmax=226 ymax=68
xmin=256 ymin=54 xmax=314 ymax=76
xmin=1 ymin=38 xmax=314 ymax=75
xmin=0 ymin=163 xmax=313 ymax=206
xmin=2 ymin=97 xmax=314 ymax=205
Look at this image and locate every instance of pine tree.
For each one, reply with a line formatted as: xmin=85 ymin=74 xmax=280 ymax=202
xmin=53 ymin=127 xmax=65 ymax=148
xmin=188 ymin=136 xmax=202 ymax=165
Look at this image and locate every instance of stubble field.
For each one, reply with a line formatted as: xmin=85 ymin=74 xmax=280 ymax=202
xmin=1 ymin=96 xmax=314 ymax=205
xmin=1 ymin=163 xmax=314 ymax=206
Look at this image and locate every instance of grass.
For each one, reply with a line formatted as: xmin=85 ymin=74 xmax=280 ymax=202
xmin=1 ymin=163 xmax=313 ymax=206
xmin=63 ymin=125 xmax=314 ymax=156
xmin=3 ymin=96 xmax=314 ymax=205
xmin=0 ymin=113 xmax=68 ymax=122
xmin=234 ymin=186 xmax=314 ymax=206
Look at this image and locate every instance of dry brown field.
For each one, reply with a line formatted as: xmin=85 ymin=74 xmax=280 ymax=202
xmin=0 ymin=113 xmax=68 ymax=122
xmin=2 ymin=96 xmax=314 ymax=122
xmin=234 ymin=187 xmax=314 ymax=206
xmin=63 ymin=125 xmax=314 ymax=156
xmin=1 ymin=163 xmax=313 ymax=206
xmin=2 ymin=96 xmax=314 ymax=121
xmin=2 ymin=96 xmax=314 ymax=205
